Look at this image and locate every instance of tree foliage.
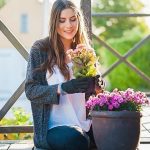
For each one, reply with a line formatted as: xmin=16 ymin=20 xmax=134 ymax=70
xmin=100 ymin=27 xmax=150 ymax=91
xmin=0 ymin=107 xmax=33 ymax=140
xmin=92 ymin=0 xmax=148 ymax=39
xmin=92 ymin=0 xmax=150 ymax=91
xmin=0 ymin=0 xmax=5 ymax=9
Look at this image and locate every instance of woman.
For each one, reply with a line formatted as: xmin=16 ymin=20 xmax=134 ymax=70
xmin=25 ymin=0 xmax=104 ymax=149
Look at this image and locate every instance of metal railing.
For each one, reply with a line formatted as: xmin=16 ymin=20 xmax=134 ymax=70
xmin=91 ymin=12 xmax=150 ymax=91
xmin=0 ymin=19 xmax=33 ymax=133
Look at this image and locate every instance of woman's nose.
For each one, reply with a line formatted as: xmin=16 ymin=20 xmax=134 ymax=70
xmin=66 ymin=20 xmax=73 ymax=28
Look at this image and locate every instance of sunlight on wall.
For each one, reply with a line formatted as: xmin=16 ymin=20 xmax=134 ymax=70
xmin=38 ymin=0 xmax=80 ymax=6
xmin=140 ymin=0 xmax=150 ymax=28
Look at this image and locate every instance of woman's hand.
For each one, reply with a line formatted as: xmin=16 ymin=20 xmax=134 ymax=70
xmin=76 ymin=44 xmax=87 ymax=49
xmin=76 ymin=44 xmax=95 ymax=54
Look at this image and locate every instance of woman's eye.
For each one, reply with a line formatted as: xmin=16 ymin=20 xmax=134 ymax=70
xmin=70 ymin=18 xmax=76 ymax=22
xmin=59 ymin=17 xmax=76 ymax=23
xmin=59 ymin=19 xmax=65 ymax=23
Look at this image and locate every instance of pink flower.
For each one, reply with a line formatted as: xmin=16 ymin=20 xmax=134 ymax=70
xmin=86 ymin=88 xmax=150 ymax=112
xmin=108 ymin=104 xmax=113 ymax=110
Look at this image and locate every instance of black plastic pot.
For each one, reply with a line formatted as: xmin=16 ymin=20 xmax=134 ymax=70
xmin=91 ymin=111 xmax=141 ymax=150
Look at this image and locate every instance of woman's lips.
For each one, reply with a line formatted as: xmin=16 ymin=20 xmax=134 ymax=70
xmin=64 ymin=30 xmax=73 ymax=33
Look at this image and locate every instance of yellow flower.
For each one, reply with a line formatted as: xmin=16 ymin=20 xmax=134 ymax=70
xmin=67 ymin=47 xmax=99 ymax=78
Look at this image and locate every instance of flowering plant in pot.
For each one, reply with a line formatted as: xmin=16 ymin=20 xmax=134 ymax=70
xmin=67 ymin=45 xmax=104 ymax=95
xmin=67 ymin=46 xmax=98 ymax=78
xmin=86 ymin=88 xmax=150 ymax=150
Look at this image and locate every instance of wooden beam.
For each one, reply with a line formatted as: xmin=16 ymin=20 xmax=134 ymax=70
xmin=0 ymin=125 xmax=33 ymax=133
xmin=0 ymin=81 xmax=25 ymax=121
xmin=0 ymin=20 xmax=29 ymax=61
xmin=80 ymin=0 xmax=92 ymax=40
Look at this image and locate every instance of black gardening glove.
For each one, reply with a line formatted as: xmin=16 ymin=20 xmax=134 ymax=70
xmin=61 ymin=77 xmax=95 ymax=94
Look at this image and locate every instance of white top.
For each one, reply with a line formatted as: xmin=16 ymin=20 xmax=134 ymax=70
xmin=46 ymin=62 xmax=91 ymax=132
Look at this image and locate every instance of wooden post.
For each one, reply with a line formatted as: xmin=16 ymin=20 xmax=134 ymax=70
xmin=80 ymin=0 xmax=92 ymax=40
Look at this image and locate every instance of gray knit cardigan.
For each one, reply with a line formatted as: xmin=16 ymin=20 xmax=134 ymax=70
xmin=25 ymin=37 xmax=59 ymax=149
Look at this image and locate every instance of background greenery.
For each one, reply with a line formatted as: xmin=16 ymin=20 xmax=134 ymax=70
xmin=92 ymin=0 xmax=150 ymax=91
xmin=0 ymin=107 xmax=33 ymax=140
xmin=0 ymin=0 xmax=5 ymax=8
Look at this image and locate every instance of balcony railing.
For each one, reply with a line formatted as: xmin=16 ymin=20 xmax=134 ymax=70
xmin=0 ymin=0 xmax=150 ymax=144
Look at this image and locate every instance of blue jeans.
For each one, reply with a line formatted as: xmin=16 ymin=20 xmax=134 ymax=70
xmin=46 ymin=125 xmax=95 ymax=150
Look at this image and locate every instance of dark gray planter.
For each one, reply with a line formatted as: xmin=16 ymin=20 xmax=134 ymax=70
xmin=91 ymin=111 xmax=141 ymax=150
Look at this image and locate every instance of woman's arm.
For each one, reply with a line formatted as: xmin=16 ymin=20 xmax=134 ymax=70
xmin=25 ymin=41 xmax=59 ymax=104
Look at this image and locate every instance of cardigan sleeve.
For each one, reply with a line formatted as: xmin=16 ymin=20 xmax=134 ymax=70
xmin=25 ymin=41 xmax=59 ymax=104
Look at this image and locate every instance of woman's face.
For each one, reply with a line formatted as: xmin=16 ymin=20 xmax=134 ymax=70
xmin=57 ymin=8 xmax=79 ymax=42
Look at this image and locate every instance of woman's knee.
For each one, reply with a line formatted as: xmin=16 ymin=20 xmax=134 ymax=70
xmin=46 ymin=126 xmax=89 ymax=150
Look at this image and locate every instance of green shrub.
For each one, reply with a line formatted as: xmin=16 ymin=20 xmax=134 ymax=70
xmin=93 ymin=27 xmax=150 ymax=91
xmin=0 ymin=107 xmax=33 ymax=140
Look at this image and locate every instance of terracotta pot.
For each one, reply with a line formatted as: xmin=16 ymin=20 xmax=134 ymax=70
xmin=91 ymin=111 xmax=141 ymax=150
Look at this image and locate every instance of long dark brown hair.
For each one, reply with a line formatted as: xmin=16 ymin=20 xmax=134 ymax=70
xmin=42 ymin=0 xmax=90 ymax=80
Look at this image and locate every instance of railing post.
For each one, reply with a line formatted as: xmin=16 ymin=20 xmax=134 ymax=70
xmin=80 ymin=0 xmax=92 ymax=40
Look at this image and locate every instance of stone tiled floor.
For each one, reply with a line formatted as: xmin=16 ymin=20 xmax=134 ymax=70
xmin=0 ymin=141 xmax=149 ymax=150
xmin=140 ymin=106 xmax=150 ymax=144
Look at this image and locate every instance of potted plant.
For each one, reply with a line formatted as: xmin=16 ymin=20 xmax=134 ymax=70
xmin=66 ymin=45 xmax=104 ymax=95
xmin=86 ymin=88 xmax=150 ymax=150
xmin=67 ymin=46 xmax=149 ymax=150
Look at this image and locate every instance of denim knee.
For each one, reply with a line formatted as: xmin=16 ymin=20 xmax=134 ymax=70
xmin=46 ymin=126 xmax=89 ymax=150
